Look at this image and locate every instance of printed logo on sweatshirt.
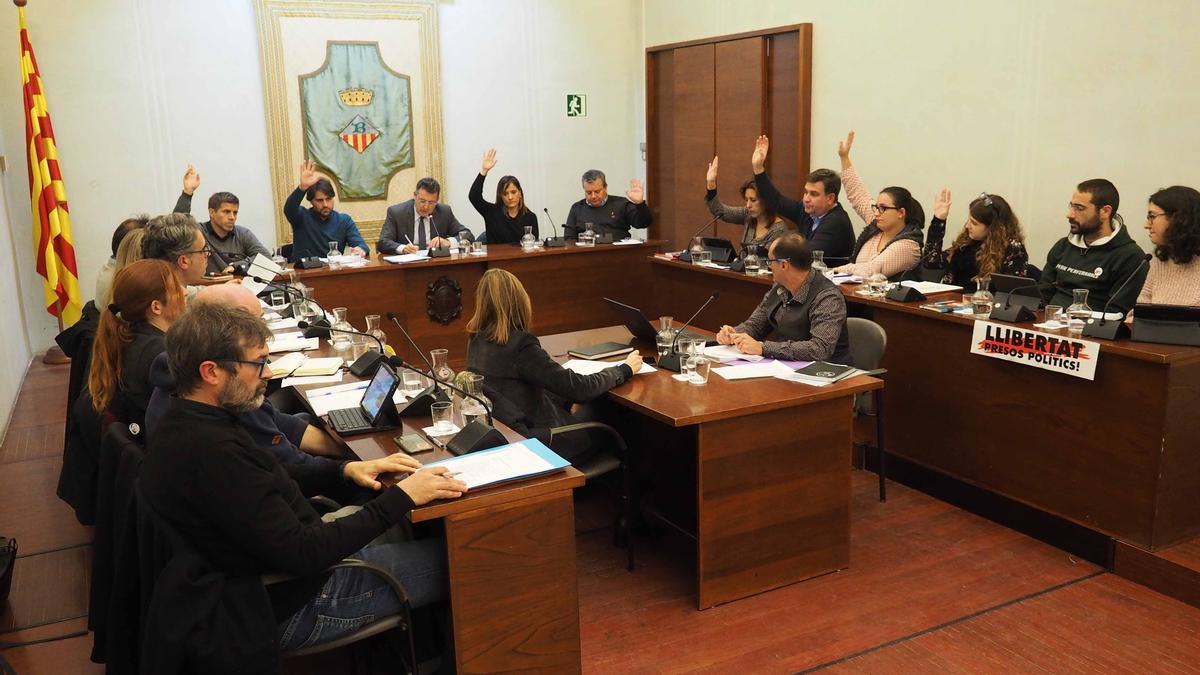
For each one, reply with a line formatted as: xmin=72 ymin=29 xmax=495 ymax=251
xmin=1056 ymin=263 xmax=1103 ymax=279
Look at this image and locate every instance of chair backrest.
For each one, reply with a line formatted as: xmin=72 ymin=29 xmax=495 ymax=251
xmin=847 ymin=317 xmax=887 ymax=371
xmin=476 ymin=231 xmax=489 ymax=244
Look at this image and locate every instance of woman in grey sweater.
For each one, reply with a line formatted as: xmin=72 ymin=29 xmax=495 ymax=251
xmin=704 ymin=155 xmax=792 ymax=255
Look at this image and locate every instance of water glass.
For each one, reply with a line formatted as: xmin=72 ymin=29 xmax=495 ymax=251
xmin=1067 ymin=310 xmax=1089 ymax=336
xmin=688 ymin=356 xmax=711 ymax=385
xmin=272 ymin=247 xmax=287 ymax=265
xmin=1044 ymin=304 xmax=1064 ymax=328
xmin=431 ymin=401 xmax=455 ymax=434
xmin=268 ymin=290 xmax=289 ymax=310
xmin=656 ymin=332 xmax=674 ymax=359
xmin=696 ymin=250 xmax=713 ymax=265
xmin=971 ymin=297 xmax=993 ymax=319
xmin=401 ymin=370 xmax=426 ymax=397
xmin=346 ymin=335 xmax=369 ymax=366
xmin=470 ymin=241 xmax=485 ymax=255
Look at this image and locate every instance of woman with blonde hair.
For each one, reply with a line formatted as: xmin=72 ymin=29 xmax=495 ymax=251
xmin=97 ymin=227 xmax=147 ymax=308
xmin=465 ymin=268 xmax=640 ymax=463
xmin=920 ymin=190 xmax=1030 ymax=291
xmin=88 ymin=258 xmax=186 ymax=426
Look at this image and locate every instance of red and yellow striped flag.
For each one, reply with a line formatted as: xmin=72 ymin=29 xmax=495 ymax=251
xmin=20 ymin=6 xmax=81 ymax=326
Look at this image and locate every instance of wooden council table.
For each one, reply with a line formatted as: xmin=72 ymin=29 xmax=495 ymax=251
xmin=649 ymin=256 xmax=1200 ymax=551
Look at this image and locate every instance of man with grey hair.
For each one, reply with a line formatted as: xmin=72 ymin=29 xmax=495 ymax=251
xmin=142 ymin=212 xmax=210 ymax=286
xmin=141 ymin=301 xmax=466 ymax=652
xmin=564 ymin=168 xmax=652 ymax=240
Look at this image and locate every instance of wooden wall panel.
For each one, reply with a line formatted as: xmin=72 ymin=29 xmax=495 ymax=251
xmin=713 ymin=38 xmax=767 ymax=244
xmin=767 ymin=31 xmax=805 ymax=206
xmin=647 ymin=51 xmax=674 ymax=243
xmin=670 ymin=44 xmax=716 ymax=250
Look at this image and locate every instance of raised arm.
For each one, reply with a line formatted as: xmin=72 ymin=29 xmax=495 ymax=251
xmin=469 ymin=150 xmax=496 ymax=217
xmin=174 ymin=164 xmax=200 ymax=214
xmin=750 ymin=136 xmax=805 ymax=224
xmin=704 ymin=156 xmax=748 ymax=224
xmin=838 ymin=132 xmax=875 ymax=225
xmin=921 ymin=188 xmax=951 ymax=269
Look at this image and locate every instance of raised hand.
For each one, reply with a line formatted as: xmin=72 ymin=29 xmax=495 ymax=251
xmin=837 ymin=131 xmax=855 ymax=168
xmin=933 ymin=188 xmax=951 ymax=221
xmin=182 ymin=164 xmax=201 ymax=195
xmin=706 ymin=156 xmax=719 ymax=188
xmin=481 ymin=148 xmax=498 ymax=175
xmin=298 ymin=159 xmax=319 ymax=190
xmin=751 ymin=135 xmax=769 ymax=174
xmin=627 ymin=178 xmax=645 ymax=204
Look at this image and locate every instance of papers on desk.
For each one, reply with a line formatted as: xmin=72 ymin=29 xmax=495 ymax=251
xmin=703 ymin=344 xmax=764 ymax=362
xmin=305 ymin=380 xmax=411 ymax=416
xmin=268 ymin=335 xmax=319 ymax=353
xmin=239 ymin=254 xmax=285 ymax=295
xmin=270 ymin=353 xmax=343 ymax=381
xmin=900 ymin=280 xmax=963 ymax=295
xmin=266 ymin=317 xmax=299 ymax=331
xmin=612 ymin=238 xmax=644 ymax=245
xmin=832 ymin=273 xmax=863 ymax=285
xmin=422 ymin=438 xmax=569 ymax=490
xmin=328 ymin=254 xmax=369 ymax=268
xmin=712 ymin=360 xmax=797 ymax=380
xmin=561 ymin=358 xmax=657 ymax=375
xmin=281 ymin=372 xmax=344 ymax=388
xmin=383 ymin=250 xmax=430 ymax=264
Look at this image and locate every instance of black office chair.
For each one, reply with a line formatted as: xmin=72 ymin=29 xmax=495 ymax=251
xmin=476 ymin=231 xmax=489 ymax=244
xmin=550 ymin=421 xmax=636 ymax=571
xmin=847 ymin=318 xmax=888 ymax=501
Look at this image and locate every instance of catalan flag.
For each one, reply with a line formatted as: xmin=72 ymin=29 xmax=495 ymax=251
xmin=20 ymin=6 xmax=81 ymax=326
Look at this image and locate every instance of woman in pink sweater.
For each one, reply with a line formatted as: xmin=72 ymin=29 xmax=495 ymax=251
xmin=1138 ymin=185 xmax=1200 ymax=307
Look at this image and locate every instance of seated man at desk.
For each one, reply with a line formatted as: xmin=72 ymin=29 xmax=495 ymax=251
xmin=717 ymin=233 xmax=853 ymax=364
xmin=564 ymin=169 xmax=652 ymax=240
xmin=141 ymin=301 xmax=468 ymax=652
xmin=750 ymin=135 xmax=856 ymax=260
xmin=283 ymin=160 xmax=369 ymax=262
xmin=378 ymin=177 xmax=474 ymax=254
xmin=172 ymin=164 xmax=271 ymax=274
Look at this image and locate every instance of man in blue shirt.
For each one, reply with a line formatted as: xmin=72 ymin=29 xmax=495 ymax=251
xmin=283 ymin=160 xmax=368 ymax=261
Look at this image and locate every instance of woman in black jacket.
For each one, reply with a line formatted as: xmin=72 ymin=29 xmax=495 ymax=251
xmin=465 ymin=268 xmax=641 ymax=463
xmin=468 ymin=148 xmax=540 ymax=244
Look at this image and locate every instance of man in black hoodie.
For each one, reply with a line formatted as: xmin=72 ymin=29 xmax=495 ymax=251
xmin=1040 ymin=179 xmax=1148 ymax=315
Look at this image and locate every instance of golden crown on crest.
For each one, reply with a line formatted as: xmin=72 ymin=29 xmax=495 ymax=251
xmin=338 ymin=88 xmax=374 ymax=106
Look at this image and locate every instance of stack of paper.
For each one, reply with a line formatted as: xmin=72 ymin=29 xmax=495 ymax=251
xmin=712 ymin=360 xmax=796 ymax=380
xmin=422 ymin=439 xmax=569 ymax=490
xmin=900 ymin=280 xmax=963 ymax=295
xmin=268 ymin=335 xmax=319 ymax=353
xmin=561 ymin=358 xmax=657 ymax=375
xmin=383 ymin=251 xmax=431 ymax=264
xmin=702 ymin=344 xmax=764 ymax=362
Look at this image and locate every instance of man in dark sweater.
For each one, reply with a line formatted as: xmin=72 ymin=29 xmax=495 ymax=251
xmin=141 ymin=302 xmax=467 ymax=651
xmin=1040 ymin=179 xmax=1148 ymax=315
xmin=717 ymin=233 xmax=852 ymax=364
xmin=750 ymin=135 xmax=856 ymax=261
xmin=171 ymin=164 xmax=271 ymax=274
xmin=283 ymin=159 xmax=369 ymax=262
xmin=564 ymin=169 xmax=652 ymax=239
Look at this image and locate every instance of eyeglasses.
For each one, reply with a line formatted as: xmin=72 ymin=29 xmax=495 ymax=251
xmin=1147 ymin=211 xmax=1169 ymax=222
xmin=216 ymin=358 xmax=271 ymax=377
xmin=415 ymin=197 xmax=439 ymax=208
xmin=765 ymin=257 xmax=790 ymax=267
xmin=1067 ymin=202 xmax=1089 ymax=213
xmin=871 ymin=204 xmax=901 ymax=213
xmin=186 ymin=247 xmax=214 ymax=257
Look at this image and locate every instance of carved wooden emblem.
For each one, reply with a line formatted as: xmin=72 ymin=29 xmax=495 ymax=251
xmin=426 ymin=276 xmax=462 ymax=325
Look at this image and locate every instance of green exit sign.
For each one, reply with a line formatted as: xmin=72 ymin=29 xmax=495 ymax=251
xmin=567 ymin=93 xmax=587 ymax=118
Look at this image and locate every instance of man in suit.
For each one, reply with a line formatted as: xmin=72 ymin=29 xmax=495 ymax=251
xmin=378 ymin=177 xmax=474 ymax=254
xmin=750 ymin=135 xmax=856 ymax=262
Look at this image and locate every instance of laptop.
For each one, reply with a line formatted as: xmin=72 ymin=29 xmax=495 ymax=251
xmin=327 ymin=362 xmax=400 ymax=435
xmin=990 ymin=273 xmax=1044 ymax=309
xmin=603 ymin=297 xmax=708 ymax=344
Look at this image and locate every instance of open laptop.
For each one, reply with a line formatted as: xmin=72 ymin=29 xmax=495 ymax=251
xmin=327 ymin=362 xmax=400 ymax=435
xmin=603 ymin=297 xmax=708 ymax=344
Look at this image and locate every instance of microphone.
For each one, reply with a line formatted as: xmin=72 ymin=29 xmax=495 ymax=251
xmin=255 ymin=276 xmax=330 ymax=338
xmin=658 ymin=292 xmax=719 ymax=372
xmin=990 ymin=278 xmax=1055 ymax=323
xmin=678 ymin=215 xmax=722 ymax=262
xmin=1082 ymin=253 xmax=1151 ymax=340
xmin=427 ymin=214 xmax=452 ymax=258
xmin=541 ymin=208 xmax=566 ymax=248
xmin=297 ymin=321 xmax=386 ymax=377
xmin=385 ymin=311 xmax=443 ymax=393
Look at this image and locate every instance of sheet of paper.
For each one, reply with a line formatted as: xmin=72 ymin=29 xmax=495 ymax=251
xmin=901 ymin=280 xmax=963 ymax=295
xmin=267 ymin=352 xmax=306 ymax=377
xmin=268 ymin=336 xmax=319 ymax=353
xmin=383 ymin=251 xmax=431 ymax=264
xmin=832 ymin=274 xmax=862 ymax=285
xmin=281 ymin=372 xmax=344 ymax=388
xmin=246 ymin=253 xmax=283 ymax=282
xmin=307 ymin=380 xmax=369 ymax=397
xmin=308 ymin=389 xmax=364 ymax=417
xmin=613 ymin=238 xmax=644 ymax=245
xmin=702 ymin=344 xmax=764 ymax=362
xmin=711 ymin=360 xmax=796 ymax=381
xmin=424 ymin=441 xmax=557 ymax=489
xmin=561 ymin=358 xmax=656 ymax=375
xmin=241 ymin=276 xmax=268 ymax=297
xmin=266 ymin=317 xmax=299 ymax=331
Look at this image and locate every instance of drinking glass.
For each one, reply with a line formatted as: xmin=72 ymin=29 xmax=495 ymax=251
xmin=431 ymin=401 xmax=455 ymax=434
xmin=696 ymin=250 xmax=713 ymax=265
xmin=401 ymin=370 xmax=426 ymax=397
xmin=470 ymin=241 xmax=484 ymax=255
xmin=688 ymin=356 xmax=711 ymax=385
xmin=346 ymin=335 xmax=369 ymax=366
xmin=1043 ymin=304 xmax=1064 ymax=328
xmin=656 ymin=316 xmax=675 ymax=358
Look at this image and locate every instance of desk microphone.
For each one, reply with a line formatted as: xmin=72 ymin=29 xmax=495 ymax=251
xmin=990 ymin=278 xmax=1054 ymax=323
xmin=255 ymin=276 xmax=331 ymax=338
xmin=678 ymin=215 xmax=722 ymax=262
xmin=297 ymin=321 xmax=386 ymax=377
xmin=542 ymin=208 xmax=567 ymax=248
xmin=658 ymin=292 xmax=719 ymax=372
xmin=426 ymin=216 xmax=452 ymax=258
xmin=1082 ymin=253 xmax=1151 ymax=340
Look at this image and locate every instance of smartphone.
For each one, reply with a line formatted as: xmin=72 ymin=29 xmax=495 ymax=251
xmin=394 ymin=433 xmax=433 ymax=454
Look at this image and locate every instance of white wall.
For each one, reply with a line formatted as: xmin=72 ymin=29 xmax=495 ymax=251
xmin=0 ymin=127 xmax=34 ymax=438
xmin=642 ymin=0 xmax=1200 ymax=267
xmin=0 ymin=0 xmax=645 ymax=352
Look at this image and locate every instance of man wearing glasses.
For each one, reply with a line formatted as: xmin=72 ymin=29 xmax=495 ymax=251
xmin=716 ymin=233 xmax=853 ymax=363
xmin=1040 ymin=179 xmax=1148 ymax=315
xmin=378 ymin=176 xmax=474 ymax=254
xmin=141 ymin=212 xmax=210 ymax=300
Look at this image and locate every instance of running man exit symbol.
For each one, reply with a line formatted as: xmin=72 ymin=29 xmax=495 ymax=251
xmin=567 ymin=94 xmax=587 ymax=118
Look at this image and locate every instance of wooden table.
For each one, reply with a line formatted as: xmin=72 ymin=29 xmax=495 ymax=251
xmin=649 ymin=256 xmax=1200 ymax=551
xmin=541 ymin=325 xmax=882 ymax=609
xmin=292 ymin=241 xmax=662 ymax=368
xmin=291 ymin=379 xmax=584 ymax=673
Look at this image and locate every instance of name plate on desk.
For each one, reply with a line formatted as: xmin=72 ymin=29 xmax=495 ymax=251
xmin=970 ymin=321 xmax=1100 ymax=381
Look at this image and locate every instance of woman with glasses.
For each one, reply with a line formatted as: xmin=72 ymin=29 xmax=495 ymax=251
xmin=703 ymin=156 xmax=791 ymax=255
xmin=1137 ymin=185 xmax=1200 ymax=307
xmin=465 ymin=268 xmax=641 ymax=464
xmin=469 ymin=148 xmax=539 ymax=244
xmin=831 ymin=131 xmax=925 ymax=279
xmin=89 ymin=258 xmax=187 ymax=428
xmin=920 ymin=189 xmax=1030 ymax=291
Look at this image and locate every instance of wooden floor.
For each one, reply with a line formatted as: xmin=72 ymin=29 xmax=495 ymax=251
xmin=3 ymin=358 xmax=1200 ymax=674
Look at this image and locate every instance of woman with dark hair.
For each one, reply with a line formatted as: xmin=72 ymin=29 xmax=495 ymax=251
xmin=831 ymin=131 xmax=925 ymax=279
xmin=703 ymin=156 xmax=790 ymax=254
xmin=921 ymin=189 xmax=1030 ymax=291
xmin=469 ymin=148 xmax=539 ymax=244
xmin=88 ymin=259 xmax=186 ymax=424
xmin=1137 ymin=185 xmax=1200 ymax=307
xmin=465 ymin=268 xmax=640 ymax=463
